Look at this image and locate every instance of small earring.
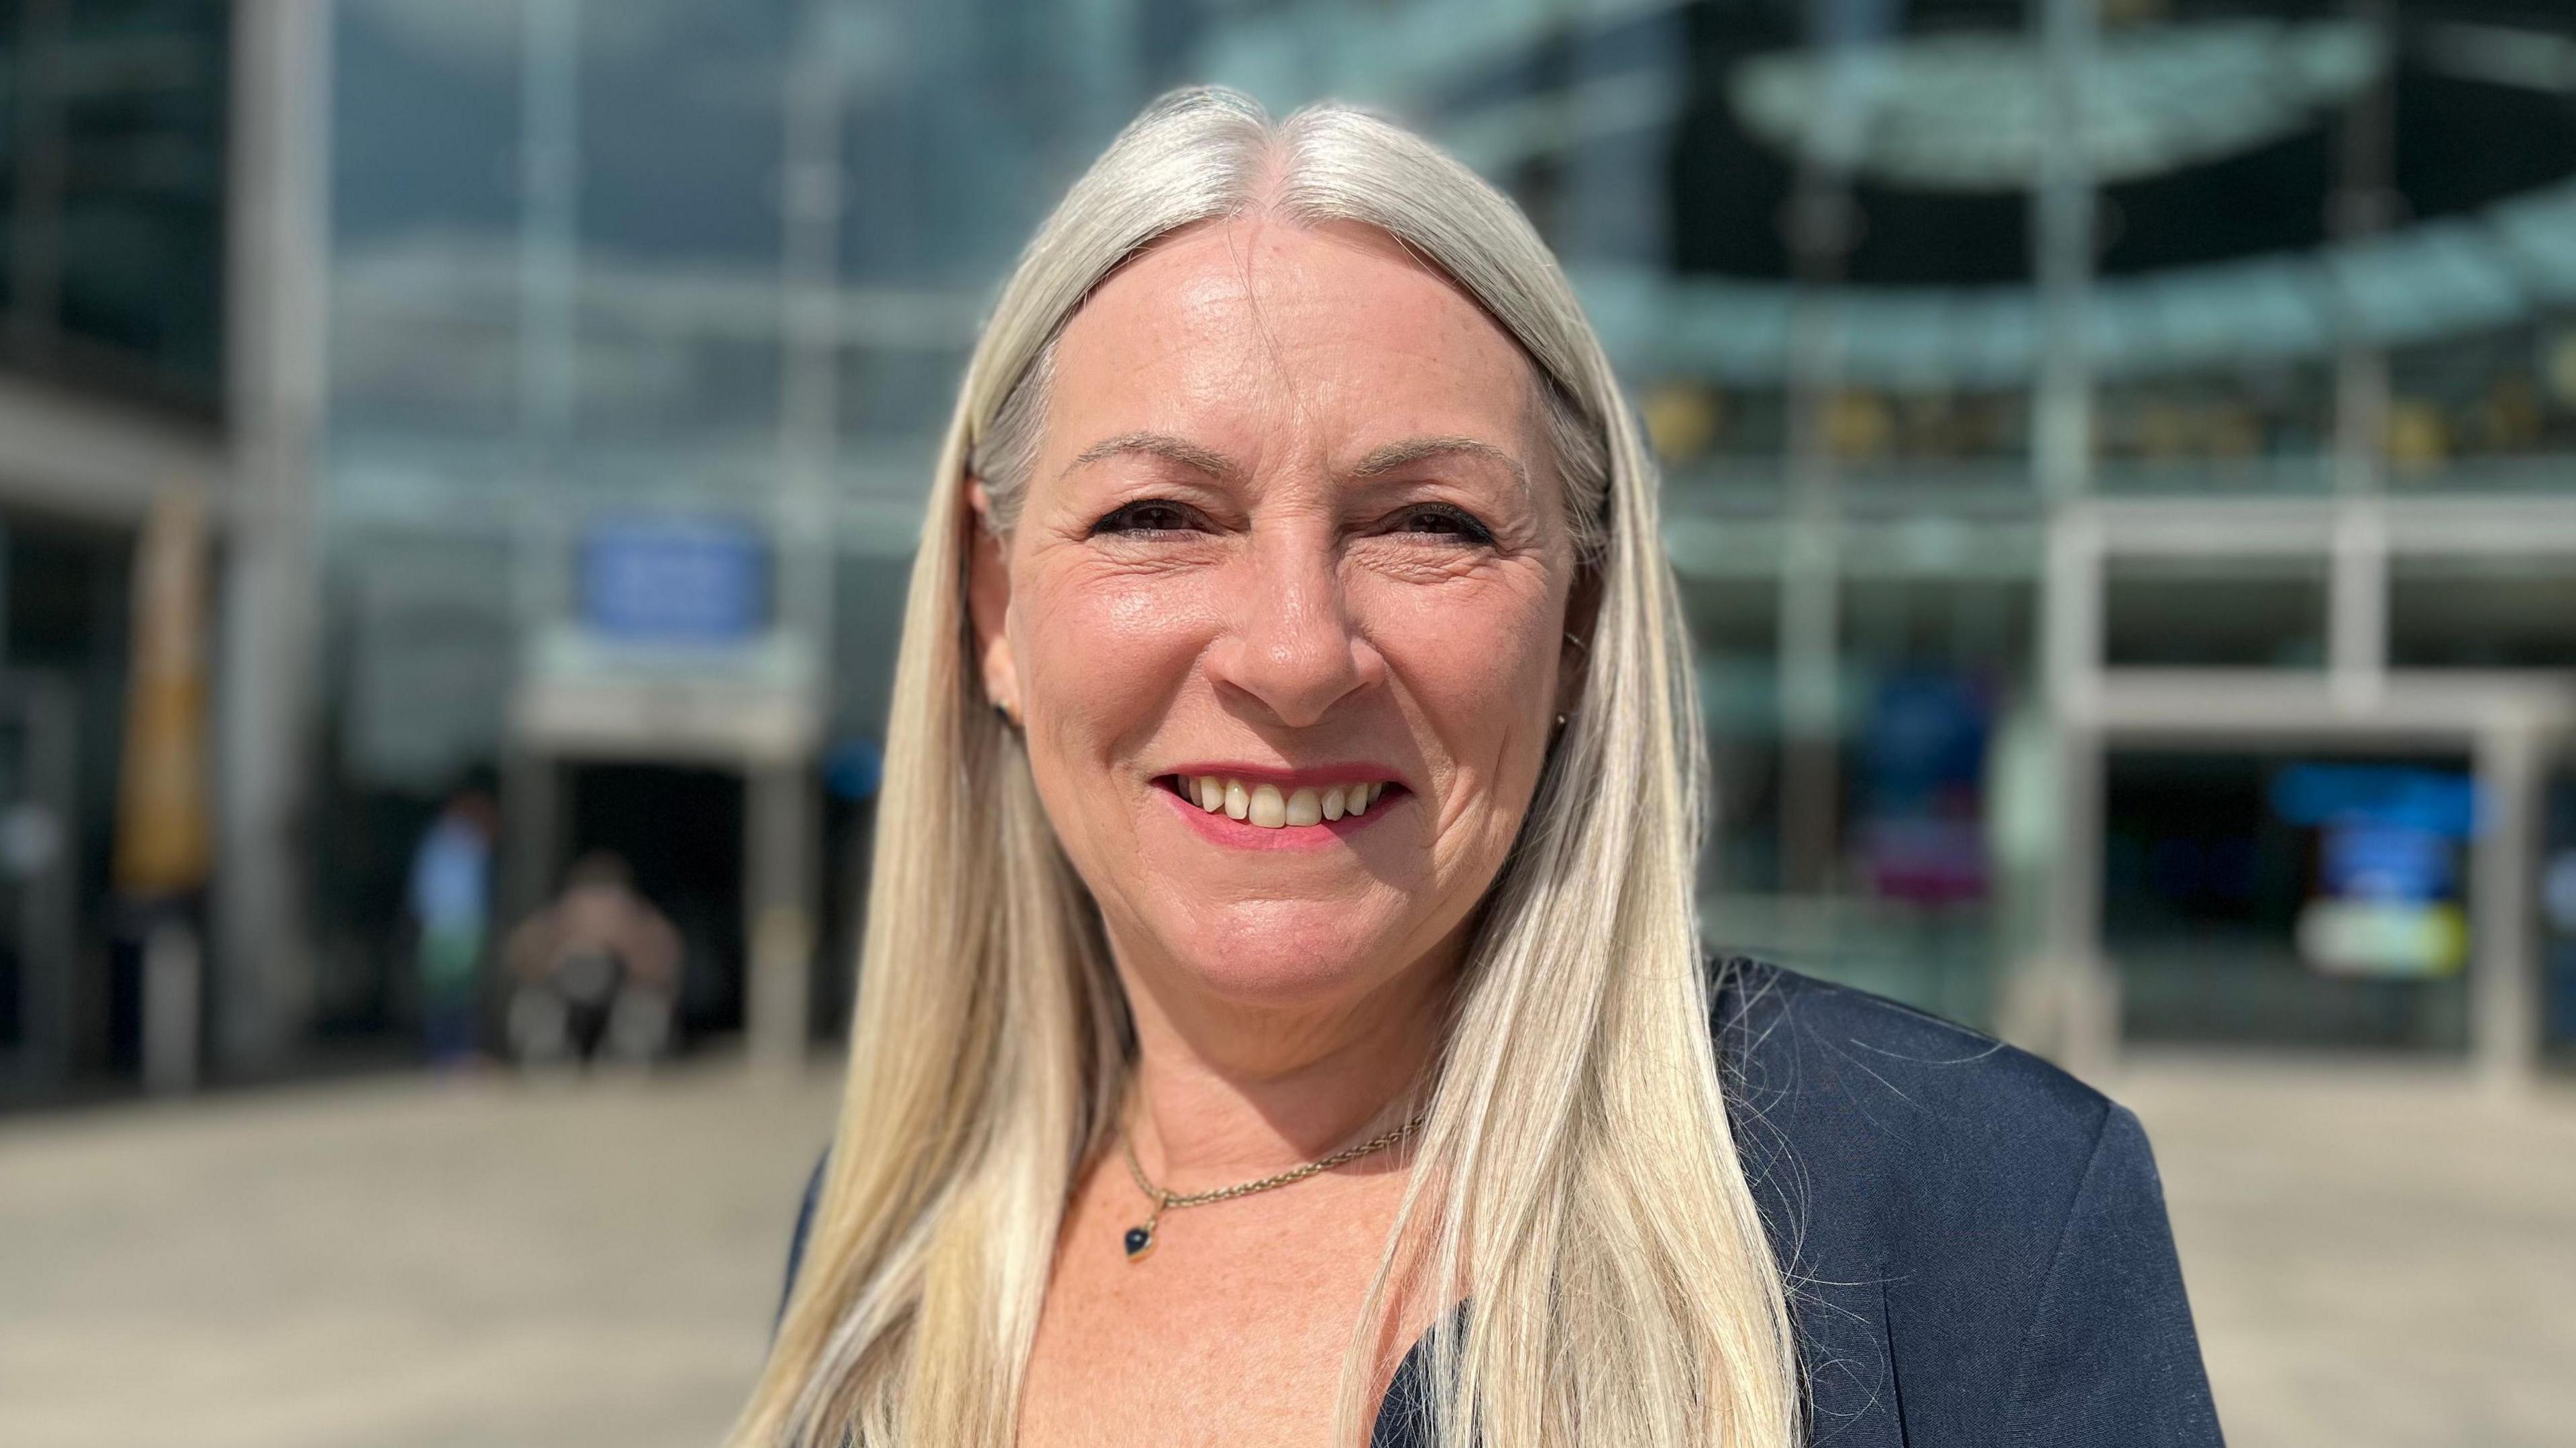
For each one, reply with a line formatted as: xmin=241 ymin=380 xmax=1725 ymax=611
xmin=994 ymin=702 xmax=1017 ymax=728
xmin=1554 ymin=712 xmax=1569 ymax=730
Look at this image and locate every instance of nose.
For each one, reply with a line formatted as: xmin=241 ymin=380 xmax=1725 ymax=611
xmin=1205 ymin=521 xmax=1364 ymax=728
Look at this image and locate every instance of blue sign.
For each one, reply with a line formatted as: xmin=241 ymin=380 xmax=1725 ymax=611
xmin=2269 ymin=763 xmax=2479 ymax=839
xmin=579 ymin=516 xmax=768 ymax=643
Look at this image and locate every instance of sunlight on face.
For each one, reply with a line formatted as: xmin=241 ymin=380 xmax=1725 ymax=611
xmin=977 ymin=217 xmax=1578 ymax=1017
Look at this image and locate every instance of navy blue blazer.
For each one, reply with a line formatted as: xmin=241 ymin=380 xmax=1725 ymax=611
xmin=782 ymin=959 xmax=2224 ymax=1445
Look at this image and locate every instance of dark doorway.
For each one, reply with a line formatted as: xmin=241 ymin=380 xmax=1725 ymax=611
xmin=564 ymin=763 xmax=745 ymax=1040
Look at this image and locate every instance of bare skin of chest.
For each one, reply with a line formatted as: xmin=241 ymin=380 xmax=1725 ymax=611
xmin=1016 ymin=1160 xmax=1423 ymax=1448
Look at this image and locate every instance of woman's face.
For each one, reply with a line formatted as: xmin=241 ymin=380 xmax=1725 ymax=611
xmin=969 ymin=217 xmax=1579 ymax=1027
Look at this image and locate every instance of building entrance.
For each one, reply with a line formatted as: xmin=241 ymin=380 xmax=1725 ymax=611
xmin=2107 ymin=750 xmax=2475 ymax=1053
xmin=560 ymin=762 xmax=745 ymax=1041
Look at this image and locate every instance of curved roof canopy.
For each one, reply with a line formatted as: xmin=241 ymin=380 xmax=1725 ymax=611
xmin=1402 ymin=1 xmax=2576 ymax=386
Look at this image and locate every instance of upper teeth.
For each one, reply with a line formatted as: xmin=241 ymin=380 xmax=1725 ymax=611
xmin=1189 ymin=777 xmax=1388 ymax=827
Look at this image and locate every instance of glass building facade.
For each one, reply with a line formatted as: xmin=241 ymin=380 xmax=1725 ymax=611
xmin=317 ymin=0 xmax=2576 ymax=1073
xmin=1 ymin=0 xmax=229 ymax=412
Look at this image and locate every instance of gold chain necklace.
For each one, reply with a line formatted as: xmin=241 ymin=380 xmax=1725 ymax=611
xmin=1118 ymin=1113 xmax=1424 ymax=1262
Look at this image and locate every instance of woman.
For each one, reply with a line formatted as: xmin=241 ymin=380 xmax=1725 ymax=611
xmin=736 ymin=89 xmax=2221 ymax=1448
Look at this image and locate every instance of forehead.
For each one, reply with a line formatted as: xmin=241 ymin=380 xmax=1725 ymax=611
xmin=1043 ymin=217 xmax=1540 ymax=461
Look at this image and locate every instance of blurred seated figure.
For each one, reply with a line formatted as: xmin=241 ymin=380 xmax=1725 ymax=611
xmin=503 ymin=852 xmax=682 ymax=1068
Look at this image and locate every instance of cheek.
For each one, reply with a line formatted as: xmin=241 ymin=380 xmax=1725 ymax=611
xmin=1012 ymin=563 xmax=1212 ymax=757
xmin=1360 ymin=573 xmax=1561 ymax=797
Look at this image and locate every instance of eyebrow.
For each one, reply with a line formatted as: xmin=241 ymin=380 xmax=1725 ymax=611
xmin=1349 ymin=435 xmax=1529 ymax=494
xmin=1063 ymin=431 xmax=1242 ymax=484
xmin=1063 ymin=430 xmax=1531 ymax=493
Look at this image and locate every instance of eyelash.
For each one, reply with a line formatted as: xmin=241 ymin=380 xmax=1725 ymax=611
xmin=1389 ymin=502 xmax=1497 ymax=547
xmin=1086 ymin=498 xmax=1498 ymax=547
xmin=1089 ymin=500 xmax=1207 ymax=537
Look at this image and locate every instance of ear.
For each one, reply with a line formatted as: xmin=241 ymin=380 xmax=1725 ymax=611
xmin=964 ymin=480 xmax=1021 ymax=722
xmin=1557 ymin=561 xmax=1601 ymax=720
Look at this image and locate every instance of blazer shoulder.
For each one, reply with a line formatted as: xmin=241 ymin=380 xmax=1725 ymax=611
xmin=1707 ymin=956 xmax=2131 ymax=1275
xmin=1705 ymin=960 xmax=2220 ymax=1444
xmin=1713 ymin=954 xmax=2113 ymax=1156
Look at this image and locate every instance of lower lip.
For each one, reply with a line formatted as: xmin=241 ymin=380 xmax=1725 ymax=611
xmin=1158 ymin=785 xmax=1400 ymax=851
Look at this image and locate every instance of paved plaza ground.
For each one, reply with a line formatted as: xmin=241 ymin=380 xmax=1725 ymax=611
xmin=3 ymin=1052 xmax=2570 ymax=1447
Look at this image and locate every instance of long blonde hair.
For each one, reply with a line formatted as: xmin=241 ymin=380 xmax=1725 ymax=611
xmin=731 ymin=88 xmax=1798 ymax=1448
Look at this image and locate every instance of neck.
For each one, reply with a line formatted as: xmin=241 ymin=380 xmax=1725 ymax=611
xmin=1117 ymin=938 xmax=1457 ymax=1184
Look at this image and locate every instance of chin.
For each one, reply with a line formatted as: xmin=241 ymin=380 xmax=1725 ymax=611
xmin=1151 ymin=898 xmax=1413 ymax=1011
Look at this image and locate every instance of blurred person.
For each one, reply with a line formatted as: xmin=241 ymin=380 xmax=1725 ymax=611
xmin=407 ymin=779 xmax=497 ymax=1069
xmin=502 ymin=851 xmax=681 ymax=1068
xmin=741 ymin=90 xmax=2220 ymax=1448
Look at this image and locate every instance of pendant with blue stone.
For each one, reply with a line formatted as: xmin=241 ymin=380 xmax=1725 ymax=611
xmin=1123 ymin=1191 xmax=1166 ymax=1263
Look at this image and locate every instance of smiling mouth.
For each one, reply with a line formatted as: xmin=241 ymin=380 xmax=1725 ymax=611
xmin=1157 ymin=775 xmax=1405 ymax=829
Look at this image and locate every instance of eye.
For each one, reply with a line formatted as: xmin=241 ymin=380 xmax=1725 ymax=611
xmin=1090 ymin=499 xmax=1207 ymax=537
xmin=1387 ymin=503 xmax=1497 ymax=546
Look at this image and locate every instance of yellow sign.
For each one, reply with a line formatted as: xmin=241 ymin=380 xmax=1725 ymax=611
xmin=114 ymin=490 xmax=213 ymax=898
